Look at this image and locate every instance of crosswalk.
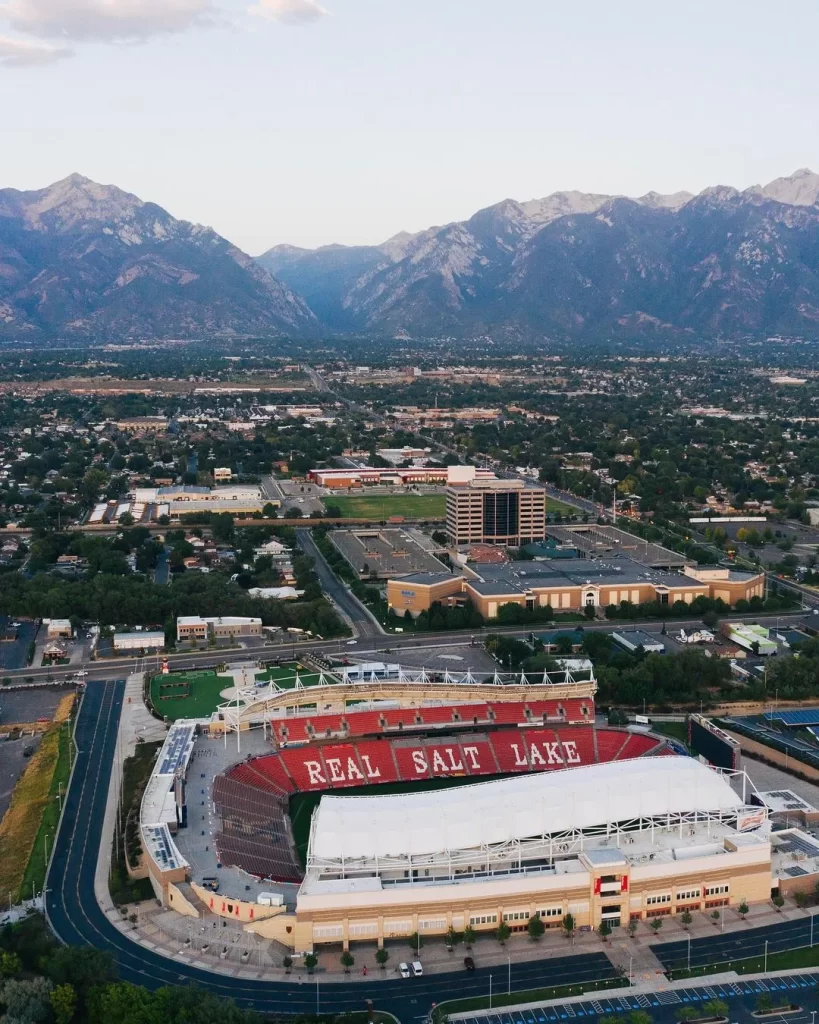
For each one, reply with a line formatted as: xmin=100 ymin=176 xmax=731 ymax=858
xmin=456 ymin=972 xmax=819 ymax=1024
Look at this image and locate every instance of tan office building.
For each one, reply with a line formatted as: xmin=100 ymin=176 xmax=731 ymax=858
xmin=446 ymin=477 xmax=546 ymax=547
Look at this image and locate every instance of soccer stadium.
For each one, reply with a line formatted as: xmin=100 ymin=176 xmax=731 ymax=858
xmin=139 ymin=663 xmax=778 ymax=954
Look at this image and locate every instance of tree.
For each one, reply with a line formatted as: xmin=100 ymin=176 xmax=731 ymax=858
xmin=375 ymin=948 xmax=390 ymax=970
xmin=282 ymin=955 xmax=293 ymax=973
xmin=627 ymin=919 xmax=639 ymax=938
xmin=738 ymin=900 xmax=749 ymax=919
xmin=756 ymin=994 xmax=773 ymax=1014
xmin=795 ymin=891 xmax=808 ymax=909
xmin=680 ymin=910 xmax=692 ymax=931
xmin=304 ymin=952 xmax=318 ymax=974
xmin=628 ymin=1012 xmax=653 ymax=1024
xmin=1 ymin=950 xmax=21 ymax=977
xmin=562 ymin=912 xmax=575 ymax=940
xmin=650 ymin=918 xmax=663 ymax=934
xmin=340 ymin=950 xmax=355 ymax=973
xmin=463 ymin=926 xmax=476 ymax=948
xmin=50 ymin=983 xmax=77 ymax=1024
xmin=710 ymin=910 xmax=721 ymax=924
xmin=702 ymin=999 xmax=729 ymax=1018
xmin=445 ymin=927 xmax=460 ymax=949
xmin=599 ymin=921 xmax=612 ymax=941
xmin=676 ymin=1009 xmax=698 ymax=1023
xmin=527 ymin=914 xmax=545 ymax=941
xmin=0 ymin=976 xmax=53 ymax=1022
xmin=772 ymin=895 xmax=785 ymax=912
xmin=496 ymin=921 xmax=511 ymax=944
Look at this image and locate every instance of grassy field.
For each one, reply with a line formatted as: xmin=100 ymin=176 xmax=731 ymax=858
xmin=669 ymin=940 xmax=819 ymax=980
xmin=325 ymin=493 xmax=446 ymax=519
xmin=651 ymin=721 xmax=689 ymax=745
xmin=150 ymin=669 xmax=232 ymax=720
xmin=545 ymin=497 xmax=577 ymax=515
xmin=439 ymin=975 xmax=624 ymax=1013
xmin=0 ymin=693 xmax=75 ymax=905
xmin=258 ymin=664 xmax=323 ymax=689
xmin=289 ymin=774 xmax=504 ymax=865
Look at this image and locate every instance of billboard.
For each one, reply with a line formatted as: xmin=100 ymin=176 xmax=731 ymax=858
xmin=688 ymin=714 xmax=740 ymax=771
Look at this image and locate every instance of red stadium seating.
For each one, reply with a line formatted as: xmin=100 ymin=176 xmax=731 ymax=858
xmin=452 ymin=703 xmax=490 ymax=725
xmin=489 ymin=731 xmax=533 ymax=773
xmin=554 ymin=726 xmax=596 ymax=767
xmin=616 ymin=733 xmax=662 ymax=760
xmin=311 ymin=715 xmax=345 ymax=739
xmin=457 ymin=738 xmax=499 ymax=774
xmin=227 ymin=762 xmax=286 ymax=795
xmin=319 ymin=743 xmax=368 ymax=788
xmin=276 ymin=717 xmax=314 ymax=744
xmin=279 ymin=747 xmax=329 ymax=791
xmin=488 ymin=702 xmax=528 ymax=725
xmin=561 ymin=698 xmax=594 ymax=724
xmin=341 ymin=710 xmax=385 ymax=736
xmin=350 ymin=740 xmax=400 ymax=783
xmin=381 ymin=709 xmax=419 ymax=731
xmin=246 ymin=755 xmax=296 ymax=793
xmin=596 ymin=730 xmax=630 ymax=762
xmin=417 ymin=706 xmax=456 ymax=727
xmin=394 ymin=741 xmax=431 ymax=780
xmin=421 ymin=741 xmax=476 ymax=777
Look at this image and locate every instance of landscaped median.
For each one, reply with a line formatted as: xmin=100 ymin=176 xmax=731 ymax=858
xmin=433 ymin=975 xmax=624 ymax=1015
xmin=669 ymin=942 xmax=819 ymax=980
xmin=0 ymin=692 xmax=75 ymax=906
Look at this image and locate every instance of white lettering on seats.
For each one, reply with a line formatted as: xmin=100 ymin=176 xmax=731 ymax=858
xmin=562 ymin=741 xmax=580 ymax=764
xmin=511 ymin=743 xmax=528 ymax=767
xmin=446 ymin=748 xmax=464 ymax=771
xmin=346 ymin=757 xmax=364 ymax=780
xmin=359 ymin=755 xmax=381 ymax=780
xmin=412 ymin=750 xmax=428 ymax=774
xmin=305 ymin=760 xmax=326 ymax=785
xmin=542 ymin=742 xmax=563 ymax=764
xmin=325 ymin=758 xmax=344 ymax=783
xmin=462 ymin=746 xmax=481 ymax=770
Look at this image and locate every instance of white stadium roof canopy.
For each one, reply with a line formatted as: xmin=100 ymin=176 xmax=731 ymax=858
xmin=308 ymin=757 xmax=745 ymax=862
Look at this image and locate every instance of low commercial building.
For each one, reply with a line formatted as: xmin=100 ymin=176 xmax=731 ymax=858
xmin=46 ymin=618 xmax=72 ymax=639
xmin=612 ymin=630 xmax=665 ymax=654
xmin=721 ymin=622 xmax=777 ymax=656
xmin=113 ymin=631 xmax=165 ymax=653
xmin=132 ymin=484 xmax=276 ymax=517
xmin=387 ymin=557 xmax=766 ymax=621
xmin=213 ymin=467 xmax=233 ymax=482
xmin=176 ymin=616 xmax=263 ymax=642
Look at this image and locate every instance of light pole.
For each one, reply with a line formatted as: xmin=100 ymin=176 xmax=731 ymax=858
xmin=812 ymin=912 xmax=815 ymax=949
xmin=316 ymin=974 xmax=319 ymax=1015
xmin=489 ymin=974 xmax=492 ymax=1010
xmin=628 ymin=955 xmax=633 ymax=987
xmin=44 ymin=832 xmax=51 ymax=865
xmin=764 ymin=939 xmax=768 ymax=974
xmin=507 ymin=954 xmax=511 ymax=995
xmin=687 ymin=932 xmax=691 ymax=972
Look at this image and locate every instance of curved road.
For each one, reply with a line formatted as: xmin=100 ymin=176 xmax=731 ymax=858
xmin=45 ymin=679 xmax=617 ymax=1019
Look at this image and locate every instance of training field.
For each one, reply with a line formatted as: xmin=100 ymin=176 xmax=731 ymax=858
xmin=545 ymin=497 xmax=577 ymax=515
xmin=325 ymin=494 xmax=446 ymax=519
xmin=150 ymin=670 xmax=231 ymax=721
xmin=288 ymin=773 xmax=503 ymax=866
xmin=150 ymin=663 xmax=325 ymax=721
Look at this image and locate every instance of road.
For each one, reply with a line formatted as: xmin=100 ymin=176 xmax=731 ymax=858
xmin=0 ymin=612 xmax=806 ymax=686
xmin=45 ymin=678 xmax=617 ymax=1019
xmin=295 ymin=527 xmax=385 ymax=638
xmin=654 ymin=914 xmax=819 ymax=972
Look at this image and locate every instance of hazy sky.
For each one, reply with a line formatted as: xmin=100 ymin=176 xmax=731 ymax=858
xmin=2 ymin=0 xmax=819 ymax=253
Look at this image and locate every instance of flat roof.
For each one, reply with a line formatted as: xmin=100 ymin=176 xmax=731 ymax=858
xmin=309 ymin=757 xmax=744 ymax=863
xmin=465 ymin=556 xmax=705 ymax=595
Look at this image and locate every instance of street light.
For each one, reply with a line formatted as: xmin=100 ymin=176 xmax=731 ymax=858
xmin=44 ymin=832 xmax=51 ymax=865
xmin=489 ymin=974 xmax=493 ymax=1010
xmin=687 ymin=932 xmax=691 ymax=972
xmin=764 ymin=939 xmax=768 ymax=974
xmin=507 ymin=954 xmax=511 ymax=995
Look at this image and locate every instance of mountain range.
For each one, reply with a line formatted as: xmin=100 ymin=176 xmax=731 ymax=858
xmin=3 ymin=169 xmax=819 ymax=343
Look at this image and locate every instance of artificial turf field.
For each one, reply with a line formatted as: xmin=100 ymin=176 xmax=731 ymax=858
xmin=149 ymin=662 xmax=324 ymax=721
xmin=288 ymin=773 xmax=505 ymax=866
xmin=325 ymin=493 xmax=446 ymax=519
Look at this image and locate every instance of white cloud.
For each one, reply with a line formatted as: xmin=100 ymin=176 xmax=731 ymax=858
xmin=1 ymin=0 xmax=214 ymax=42
xmin=249 ymin=0 xmax=329 ymax=26
xmin=0 ymin=32 xmax=70 ymax=65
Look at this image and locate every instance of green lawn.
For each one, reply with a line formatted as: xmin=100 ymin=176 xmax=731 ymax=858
xmin=439 ymin=975 xmax=624 ymax=1014
xmin=150 ymin=670 xmax=232 ymax=721
xmin=651 ymin=721 xmax=689 ymax=745
xmin=257 ymin=664 xmax=323 ymax=689
xmin=669 ymin=940 xmax=819 ymax=980
xmin=545 ymin=498 xmax=577 ymax=515
xmin=324 ymin=493 xmax=446 ymax=519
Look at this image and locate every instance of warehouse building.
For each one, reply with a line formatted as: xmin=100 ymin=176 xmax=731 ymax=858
xmin=176 ymin=616 xmax=263 ymax=642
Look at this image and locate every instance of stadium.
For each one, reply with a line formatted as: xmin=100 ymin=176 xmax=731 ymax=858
xmin=139 ymin=663 xmax=775 ymax=953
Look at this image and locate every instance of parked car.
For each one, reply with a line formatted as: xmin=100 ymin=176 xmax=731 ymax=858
xmin=411 ymin=961 xmax=423 ymax=976
xmin=464 ymin=956 xmax=475 ymax=971
xmin=398 ymin=962 xmax=411 ymax=978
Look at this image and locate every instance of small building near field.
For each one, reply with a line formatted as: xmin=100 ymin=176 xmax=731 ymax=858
xmin=176 ymin=615 xmax=262 ymax=642
xmin=46 ymin=618 xmax=72 ymax=639
xmin=113 ymin=631 xmax=165 ymax=653
xmin=612 ymin=629 xmax=665 ymax=655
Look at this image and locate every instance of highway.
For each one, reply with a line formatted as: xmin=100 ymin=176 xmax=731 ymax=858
xmin=44 ymin=678 xmax=618 ymax=1019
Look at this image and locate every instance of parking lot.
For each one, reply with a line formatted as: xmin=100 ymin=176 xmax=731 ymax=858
xmin=0 ymin=733 xmax=43 ymax=822
xmin=0 ymin=617 xmax=37 ymax=671
xmin=0 ymin=686 xmax=72 ymax=726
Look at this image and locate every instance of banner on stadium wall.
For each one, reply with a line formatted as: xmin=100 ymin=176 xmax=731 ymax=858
xmin=736 ymin=808 xmax=766 ymax=831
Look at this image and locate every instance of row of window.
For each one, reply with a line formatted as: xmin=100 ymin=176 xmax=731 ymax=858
xmin=644 ymin=884 xmax=728 ymax=906
xmin=470 ymin=914 xmax=498 ymax=926
xmin=646 ymin=894 xmax=672 ymax=906
xmin=706 ymin=884 xmax=729 ymax=896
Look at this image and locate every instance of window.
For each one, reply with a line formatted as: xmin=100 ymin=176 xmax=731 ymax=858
xmin=705 ymin=898 xmax=729 ymax=909
xmin=646 ymin=894 xmax=672 ymax=906
xmin=538 ymin=907 xmax=563 ymax=919
xmin=677 ymin=888 xmax=701 ymax=902
xmin=418 ymin=918 xmax=446 ymax=931
xmin=646 ymin=908 xmax=671 ymax=919
xmin=469 ymin=914 xmax=498 ymax=926
xmin=349 ymin=922 xmax=378 ymax=936
xmin=502 ymin=911 xmax=530 ymax=922
xmin=705 ymin=884 xmax=729 ymax=896
xmin=313 ymin=925 xmax=343 ymax=938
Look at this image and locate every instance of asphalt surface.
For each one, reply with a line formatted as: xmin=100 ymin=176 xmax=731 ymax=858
xmin=45 ymin=679 xmax=616 ymax=1020
xmin=295 ymin=527 xmax=385 ymax=638
xmin=655 ymin=915 xmax=819 ymax=973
